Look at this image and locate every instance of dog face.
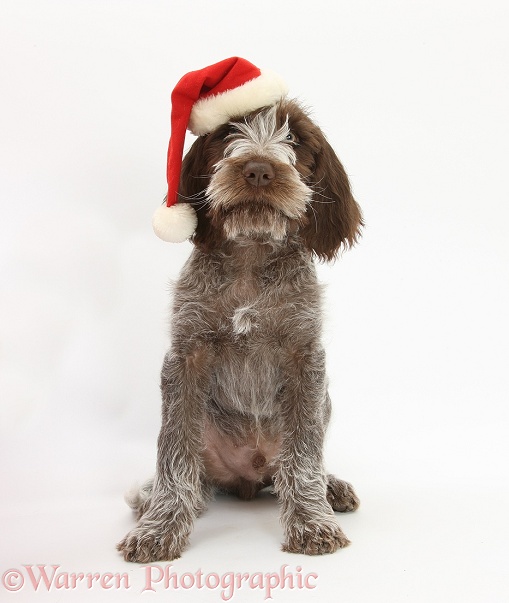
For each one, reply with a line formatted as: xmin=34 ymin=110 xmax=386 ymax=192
xmin=179 ymin=99 xmax=362 ymax=260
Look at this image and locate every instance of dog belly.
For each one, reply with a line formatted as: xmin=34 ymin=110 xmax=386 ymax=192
xmin=210 ymin=346 xmax=282 ymax=416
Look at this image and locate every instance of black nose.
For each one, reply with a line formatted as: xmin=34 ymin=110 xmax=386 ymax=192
xmin=242 ymin=161 xmax=275 ymax=187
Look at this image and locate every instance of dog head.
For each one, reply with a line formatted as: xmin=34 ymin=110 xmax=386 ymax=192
xmin=179 ymin=99 xmax=362 ymax=261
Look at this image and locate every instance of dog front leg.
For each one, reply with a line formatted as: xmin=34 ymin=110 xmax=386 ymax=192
xmin=117 ymin=344 xmax=212 ymax=562
xmin=274 ymin=346 xmax=351 ymax=555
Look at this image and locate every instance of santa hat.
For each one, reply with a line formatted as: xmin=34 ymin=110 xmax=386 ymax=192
xmin=152 ymin=57 xmax=289 ymax=243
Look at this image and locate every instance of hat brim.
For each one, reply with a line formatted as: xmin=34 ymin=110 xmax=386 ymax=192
xmin=188 ymin=69 xmax=289 ymax=136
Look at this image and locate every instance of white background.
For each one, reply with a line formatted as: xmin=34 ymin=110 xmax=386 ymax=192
xmin=1 ymin=1 xmax=508 ymax=601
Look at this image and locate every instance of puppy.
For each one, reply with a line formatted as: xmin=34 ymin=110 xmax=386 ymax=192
xmin=118 ymin=96 xmax=362 ymax=562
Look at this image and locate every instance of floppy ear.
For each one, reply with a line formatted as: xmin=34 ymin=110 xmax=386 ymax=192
xmin=300 ymin=135 xmax=363 ymax=261
xmin=179 ymin=136 xmax=225 ymax=252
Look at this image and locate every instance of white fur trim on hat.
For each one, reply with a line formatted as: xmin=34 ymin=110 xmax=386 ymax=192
xmin=152 ymin=202 xmax=198 ymax=243
xmin=188 ymin=69 xmax=289 ymax=136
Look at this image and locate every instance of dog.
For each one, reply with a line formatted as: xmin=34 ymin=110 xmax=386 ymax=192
xmin=117 ymin=96 xmax=362 ymax=562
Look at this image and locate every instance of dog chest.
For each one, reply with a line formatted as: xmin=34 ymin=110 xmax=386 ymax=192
xmin=175 ymin=243 xmax=320 ymax=337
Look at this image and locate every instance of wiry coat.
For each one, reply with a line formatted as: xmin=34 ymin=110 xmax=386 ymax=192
xmin=118 ymin=99 xmax=363 ymax=561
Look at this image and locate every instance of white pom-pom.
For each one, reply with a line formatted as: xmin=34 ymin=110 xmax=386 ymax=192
xmin=152 ymin=202 xmax=198 ymax=243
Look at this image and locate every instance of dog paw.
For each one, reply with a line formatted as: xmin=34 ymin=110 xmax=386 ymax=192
xmin=326 ymin=475 xmax=360 ymax=513
xmin=117 ymin=523 xmax=187 ymax=563
xmin=282 ymin=518 xmax=350 ymax=555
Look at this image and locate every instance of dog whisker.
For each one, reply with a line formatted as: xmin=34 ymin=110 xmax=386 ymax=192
xmin=177 ymin=189 xmax=208 ymax=201
xmin=307 ymin=200 xmax=320 ymax=232
xmin=309 ymin=190 xmax=335 ymax=203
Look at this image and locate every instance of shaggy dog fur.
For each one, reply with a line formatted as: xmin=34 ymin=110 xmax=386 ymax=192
xmin=117 ymin=99 xmax=362 ymax=562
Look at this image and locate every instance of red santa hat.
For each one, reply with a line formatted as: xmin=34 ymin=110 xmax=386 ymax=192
xmin=152 ymin=57 xmax=289 ymax=243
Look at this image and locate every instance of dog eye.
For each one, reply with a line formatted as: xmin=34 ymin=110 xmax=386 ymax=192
xmin=285 ymin=132 xmax=297 ymax=144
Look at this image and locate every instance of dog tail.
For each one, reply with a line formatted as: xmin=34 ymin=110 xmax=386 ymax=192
xmin=124 ymin=478 xmax=154 ymax=515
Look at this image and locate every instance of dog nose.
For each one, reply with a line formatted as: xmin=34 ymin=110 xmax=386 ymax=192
xmin=242 ymin=161 xmax=275 ymax=187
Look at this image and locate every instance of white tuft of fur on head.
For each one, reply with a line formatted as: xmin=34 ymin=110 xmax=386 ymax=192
xmin=152 ymin=202 xmax=198 ymax=243
xmin=189 ymin=69 xmax=289 ymax=136
xmin=223 ymin=106 xmax=297 ymax=166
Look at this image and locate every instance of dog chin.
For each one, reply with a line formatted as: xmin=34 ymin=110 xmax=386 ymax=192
xmin=219 ymin=204 xmax=291 ymax=241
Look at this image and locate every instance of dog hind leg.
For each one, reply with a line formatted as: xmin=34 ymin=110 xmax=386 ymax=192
xmin=326 ymin=475 xmax=360 ymax=513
